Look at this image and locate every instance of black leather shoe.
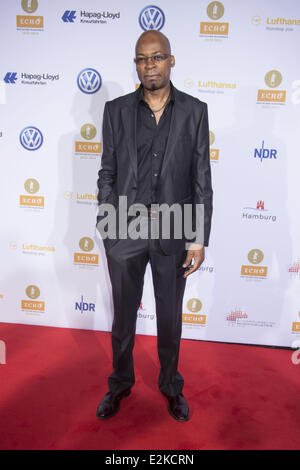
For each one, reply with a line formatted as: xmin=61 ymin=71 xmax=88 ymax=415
xmin=96 ymin=388 xmax=131 ymax=420
xmin=166 ymin=393 xmax=189 ymax=421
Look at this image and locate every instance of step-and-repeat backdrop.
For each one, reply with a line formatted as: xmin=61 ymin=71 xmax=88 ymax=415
xmin=1 ymin=0 xmax=300 ymax=347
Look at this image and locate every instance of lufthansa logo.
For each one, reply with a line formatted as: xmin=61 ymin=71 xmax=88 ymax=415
xmin=20 ymin=126 xmax=43 ymax=151
xmin=77 ymin=68 xmax=102 ymax=94
xmin=139 ymin=5 xmax=165 ymax=31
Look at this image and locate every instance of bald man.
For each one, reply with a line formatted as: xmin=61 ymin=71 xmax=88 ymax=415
xmin=96 ymin=31 xmax=213 ymax=421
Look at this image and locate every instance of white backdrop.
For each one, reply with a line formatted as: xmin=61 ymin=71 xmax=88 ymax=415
xmin=0 ymin=0 xmax=300 ymax=347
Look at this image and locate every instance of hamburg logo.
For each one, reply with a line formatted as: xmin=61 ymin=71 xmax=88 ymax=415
xmin=77 ymin=68 xmax=102 ymax=94
xmin=20 ymin=126 xmax=43 ymax=151
xmin=139 ymin=5 xmax=165 ymax=31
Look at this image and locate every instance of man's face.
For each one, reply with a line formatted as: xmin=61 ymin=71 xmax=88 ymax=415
xmin=135 ymin=35 xmax=175 ymax=91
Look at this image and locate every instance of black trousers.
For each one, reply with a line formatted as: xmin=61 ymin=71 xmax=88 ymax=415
xmin=105 ymin=215 xmax=187 ymax=397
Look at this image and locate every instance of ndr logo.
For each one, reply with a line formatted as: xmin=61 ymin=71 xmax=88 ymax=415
xmin=77 ymin=68 xmax=102 ymax=94
xmin=254 ymin=141 xmax=277 ymax=161
xmin=20 ymin=126 xmax=43 ymax=150
xmin=139 ymin=5 xmax=165 ymax=31
xmin=75 ymin=295 xmax=95 ymax=313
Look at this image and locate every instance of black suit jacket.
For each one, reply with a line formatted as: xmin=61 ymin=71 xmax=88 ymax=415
xmin=97 ymin=84 xmax=213 ymax=255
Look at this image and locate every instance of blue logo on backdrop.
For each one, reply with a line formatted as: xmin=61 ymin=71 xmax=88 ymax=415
xmin=4 ymin=72 xmax=17 ymax=84
xmin=75 ymin=296 xmax=95 ymax=314
xmin=254 ymin=141 xmax=278 ymax=162
xmin=20 ymin=127 xmax=43 ymax=151
xmin=62 ymin=10 xmax=77 ymax=23
xmin=139 ymin=5 xmax=165 ymax=31
xmin=77 ymin=68 xmax=102 ymax=94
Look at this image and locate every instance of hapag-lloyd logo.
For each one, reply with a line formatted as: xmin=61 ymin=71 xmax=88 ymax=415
xmin=62 ymin=10 xmax=120 ymax=24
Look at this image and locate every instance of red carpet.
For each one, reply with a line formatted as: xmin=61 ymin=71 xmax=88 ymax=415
xmin=0 ymin=322 xmax=299 ymax=450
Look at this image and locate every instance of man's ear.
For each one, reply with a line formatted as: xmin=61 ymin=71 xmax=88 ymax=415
xmin=170 ymin=55 xmax=175 ymax=68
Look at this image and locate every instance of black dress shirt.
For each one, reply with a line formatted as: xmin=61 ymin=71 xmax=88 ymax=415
xmin=135 ymin=84 xmax=174 ymax=206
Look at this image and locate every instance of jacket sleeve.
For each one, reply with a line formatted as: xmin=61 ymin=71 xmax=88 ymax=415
xmin=96 ymin=102 xmax=117 ymax=211
xmin=192 ymin=102 xmax=213 ymax=247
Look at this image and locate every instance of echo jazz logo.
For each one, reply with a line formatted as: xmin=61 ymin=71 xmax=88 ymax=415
xmin=17 ymin=0 xmax=44 ymax=30
xmin=200 ymin=1 xmax=229 ymax=37
xmin=257 ymin=70 xmax=286 ymax=104
xmin=20 ymin=178 xmax=44 ymax=209
xmin=182 ymin=298 xmax=206 ymax=326
xmin=21 ymin=285 xmax=45 ymax=314
xmin=74 ymin=237 xmax=99 ymax=266
xmin=20 ymin=126 xmax=43 ymax=151
xmin=139 ymin=5 xmax=165 ymax=31
xmin=77 ymin=68 xmax=102 ymax=94
xmin=75 ymin=123 xmax=101 ymax=156
xmin=241 ymin=249 xmax=268 ymax=279
xmin=254 ymin=141 xmax=278 ymax=162
xmin=209 ymin=130 xmax=219 ymax=162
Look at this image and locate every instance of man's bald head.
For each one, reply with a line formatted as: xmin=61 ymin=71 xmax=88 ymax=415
xmin=135 ymin=30 xmax=171 ymax=56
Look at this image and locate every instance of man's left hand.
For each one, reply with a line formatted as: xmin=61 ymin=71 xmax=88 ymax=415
xmin=182 ymin=244 xmax=205 ymax=278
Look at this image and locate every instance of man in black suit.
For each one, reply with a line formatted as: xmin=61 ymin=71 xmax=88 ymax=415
xmin=96 ymin=30 xmax=213 ymax=421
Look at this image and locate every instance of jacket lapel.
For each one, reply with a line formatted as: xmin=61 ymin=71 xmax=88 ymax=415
xmin=121 ymin=104 xmax=138 ymax=181
xmin=160 ymin=88 xmax=186 ymax=176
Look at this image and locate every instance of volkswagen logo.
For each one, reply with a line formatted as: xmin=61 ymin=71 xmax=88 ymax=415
xmin=77 ymin=68 xmax=102 ymax=94
xmin=20 ymin=126 xmax=43 ymax=151
xmin=139 ymin=5 xmax=165 ymax=31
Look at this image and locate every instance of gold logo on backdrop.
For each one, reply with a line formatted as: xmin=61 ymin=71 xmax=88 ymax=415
xmin=75 ymin=124 xmax=101 ymax=154
xmin=248 ymin=249 xmax=264 ymax=265
xmin=264 ymin=70 xmax=282 ymax=88
xmin=74 ymin=237 xmax=98 ymax=265
xmin=207 ymin=1 xmax=224 ymax=20
xmin=79 ymin=237 xmax=94 ymax=252
xmin=20 ymin=178 xmax=44 ymax=207
xmin=187 ymin=298 xmax=202 ymax=313
xmin=21 ymin=0 xmax=38 ymax=13
xmin=209 ymin=130 xmax=219 ymax=161
xmin=257 ymin=70 xmax=286 ymax=103
xmin=183 ymin=298 xmax=206 ymax=325
xmin=184 ymin=78 xmax=193 ymax=88
xmin=241 ymin=249 xmax=267 ymax=277
xmin=26 ymin=285 xmax=40 ymax=299
xmin=24 ymin=178 xmax=39 ymax=194
xmin=64 ymin=191 xmax=72 ymax=200
xmin=200 ymin=1 xmax=228 ymax=36
xmin=22 ymin=284 xmax=45 ymax=312
xmin=251 ymin=15 xmax=261 ymax=26
xmin=80 ymin=124 xmax=97 ymax=141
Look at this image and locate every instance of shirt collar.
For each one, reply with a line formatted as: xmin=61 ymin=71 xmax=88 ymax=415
xmin=136 ymin=81 xmax=175 ymax=104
